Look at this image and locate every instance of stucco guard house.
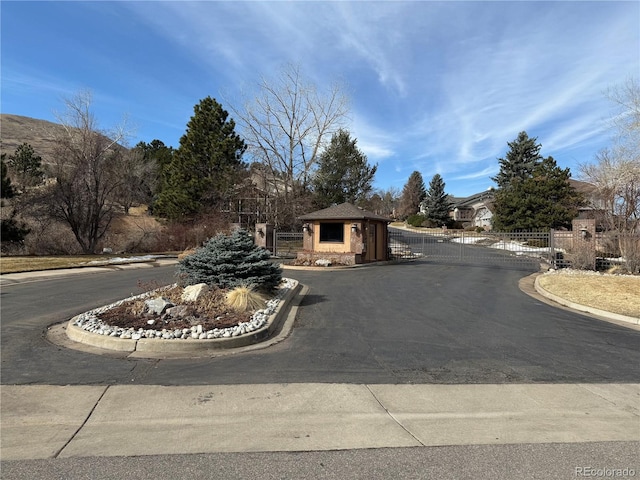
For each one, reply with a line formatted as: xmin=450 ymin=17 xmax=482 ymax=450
xmin=297 ymin=202 xmax=392 ymax=265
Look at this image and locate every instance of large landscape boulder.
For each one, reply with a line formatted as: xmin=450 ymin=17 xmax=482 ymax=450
xmin=145 ymin=297 xmax=174 ymax=315
xmin=181 ymin=283 xmax=209 ymax=302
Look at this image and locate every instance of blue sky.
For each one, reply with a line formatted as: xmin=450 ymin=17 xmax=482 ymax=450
xmin=2 ymin=1 xmax=638 ymax=197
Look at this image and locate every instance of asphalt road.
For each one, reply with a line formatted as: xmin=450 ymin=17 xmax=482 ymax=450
xmin=2 ymin=259 xmax=639 ymax=480
xmin=1 ymin=259 xmax=638 ymax=386
xmin=390 ymin=226 xmax=545 ymax=268
xmin=3 ymin=442 xmax=638 ymax=480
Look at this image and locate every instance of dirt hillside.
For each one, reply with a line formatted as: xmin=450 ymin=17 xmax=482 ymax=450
xmin=0 ymin=114 xmax=69 ymax=163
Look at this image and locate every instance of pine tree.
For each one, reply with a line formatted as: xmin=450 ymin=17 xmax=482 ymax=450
xmin=7 ymin=143 xmax=44 ymax=188
xmin=154 ymin=97 xmax=246 ymax=220
xmin=423 ymin=174 xmax=452 ymax=226
xmin=492 ymin=131 xmax=542 ymax=189
xmin=312 ymin=129 xmax=377 ymax=208
xmin=1 ymin=157 xmax=15 ymax=199
xmin=398 ymin=171 xmax=426 ymax=219
xmin=1 ymin=155 xmax=29 ymax=247
xmin=492 ymin=156 xmax=583 ymax=230
xmin=136 ymin=140 xmax=174 ymax=214
xmin=177 ymin=229 xmax=282 ymax=293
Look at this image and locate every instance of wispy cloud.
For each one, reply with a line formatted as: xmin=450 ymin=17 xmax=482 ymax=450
xmin=452 ymin=165 xmax=498 ymax=182
xmin=2 ymin=1 xmax=637 ymax=196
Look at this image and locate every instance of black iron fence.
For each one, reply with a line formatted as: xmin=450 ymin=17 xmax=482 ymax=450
xmin=389 ymin=226 xmax=639 ymax=272
xmin=264 ymin=225 xmax=639 ymax=272
xmin=273 ymin=231 xmax=304 ymax=258
xmin=388 ymin=227 xmax=553 ymax=269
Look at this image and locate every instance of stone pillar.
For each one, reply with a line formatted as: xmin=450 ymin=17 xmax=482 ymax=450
xmin=350 ymin=222 xmax=363 ymax=254
xmin=302 ymin=222 xmax=314 ymax=251
xmin=254 ymin=223 xmax=274 ymax=254
xmin=573 ymin=218 xmax=596 ymax=243
xmin=572 ymin=218 xmax=596 ymax=269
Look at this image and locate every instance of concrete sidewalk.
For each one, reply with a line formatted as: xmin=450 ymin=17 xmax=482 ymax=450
xmin=2 ymin=383 xmax=638 ymax=461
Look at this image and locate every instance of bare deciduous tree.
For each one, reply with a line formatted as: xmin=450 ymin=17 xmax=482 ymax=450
xmin=580 ymin=78 xmax=640 ymax=272
xmin=113 ymin=148 xmax=158 ymax=214
xmin=46 ymin=90 xmax=132 ymax=253
xmin=231 ymin=64 xmax=348 ymax=228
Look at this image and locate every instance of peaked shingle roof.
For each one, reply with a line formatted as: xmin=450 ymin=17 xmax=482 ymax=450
xmin=298 ymin=202 xmax=392 ymax=222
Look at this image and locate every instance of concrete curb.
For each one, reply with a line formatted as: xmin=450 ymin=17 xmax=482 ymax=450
xmin=533 ymin=275 xmax=640 ymax=326
xmin=65 ymin=280 xmax=302 ymax=356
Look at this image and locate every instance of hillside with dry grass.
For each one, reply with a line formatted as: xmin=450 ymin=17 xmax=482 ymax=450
xmin=1 ymin=114 xmax=168 ymax=254
xmin=0 ymin=114 xmax=69 ymax=164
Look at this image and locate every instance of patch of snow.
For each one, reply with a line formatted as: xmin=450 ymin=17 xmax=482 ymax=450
xmin=450 ymin=236 xmax=488 ymax=244
xmin=488 ymin=240 xmax=549 ymax=253
xmin=86 ymin=255 xmax=167 ymax=265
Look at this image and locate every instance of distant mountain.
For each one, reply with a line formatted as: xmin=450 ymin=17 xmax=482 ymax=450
xmin=0 ymin=114 xmax=69 ymax=164
xmin=0 ymin=114 xmax=127 ymax=165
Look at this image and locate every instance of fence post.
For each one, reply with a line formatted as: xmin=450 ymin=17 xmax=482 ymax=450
xmin=549 ymin=229 xmax=555 ymax=267
xmin=273 ymin=228 xmax=277 ymax=256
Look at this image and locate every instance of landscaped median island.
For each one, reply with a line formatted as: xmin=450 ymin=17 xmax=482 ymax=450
xmin=66 ymin=278 xmax=298 ymax=347
xmin=66 ymin=228 xmax=295 ymax=353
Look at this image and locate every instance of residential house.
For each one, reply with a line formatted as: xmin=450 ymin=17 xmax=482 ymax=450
xmin=420 ymin=188 xmax=495 ymax=229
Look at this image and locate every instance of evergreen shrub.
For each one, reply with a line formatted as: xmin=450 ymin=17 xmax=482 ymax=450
xmin=422 ymin=218 xmax=440 ymax=228
xmin=406 ymin=213 xmax=426 ymax=228
xmin=177 ymin=229 xmax=282 ymax=292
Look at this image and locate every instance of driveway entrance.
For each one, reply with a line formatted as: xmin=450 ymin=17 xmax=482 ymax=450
xmin=389 ymin=227 xmax=549 ymax=271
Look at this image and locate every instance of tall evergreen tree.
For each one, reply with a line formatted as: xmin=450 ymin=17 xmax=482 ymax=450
xmin=154 ymin=97 xmax=246 ymax=220
xmin=492 ymin=156 xmax=583 ymax=230
xmin=492 ymin=131 xmax=543 ymax=189
xmin=312 ymin=129 xmax=377 ymax=208
xmin=398 ymin=171 xmax=426 ymax=219
xmin=1 ymin=155 xmax=30 ymax=248
xmin=423 ymin=174 xmax=452 ymax=226
xmin=135 ymin=140 xmax=174 ymax=186
xmin=7 ymin=142 xmax=44 ymax=188
xmin=1 ymin=156 xmax=15 ymax=199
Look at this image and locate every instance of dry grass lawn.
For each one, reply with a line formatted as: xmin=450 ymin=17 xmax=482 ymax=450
xmin=0 ymin=255 xmax=152 ymax=274
xmin=538 ymin=270 xmax=640 ymax=318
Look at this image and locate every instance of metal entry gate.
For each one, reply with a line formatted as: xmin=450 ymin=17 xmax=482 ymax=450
xmin=273 ymin=231 xmax=304 ymax=258
xmin=389 ymin=227 xmax=554 ymax=270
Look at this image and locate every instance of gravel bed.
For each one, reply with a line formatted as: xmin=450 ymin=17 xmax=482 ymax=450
xmin=71 ymin=279 xmax=296 ymax=340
